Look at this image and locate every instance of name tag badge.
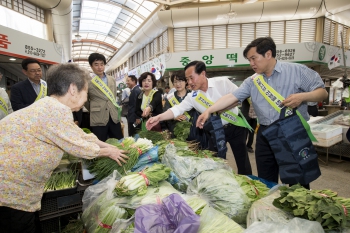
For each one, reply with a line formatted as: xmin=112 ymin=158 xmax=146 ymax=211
xmin=192 ymin=91 xmax=198 ymax=97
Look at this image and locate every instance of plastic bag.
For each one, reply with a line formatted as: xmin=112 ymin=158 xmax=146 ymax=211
xmin=246 ymin=190 xmax=293 ymax=227
xmin=131 ymin=146 xmax=159 ymax=172
xmin=187 ymin=169 xmax=250 ymax=225
xmin=198 ymin=206 xmax=244 ymax=233
xmin=113 ymin=181 xmax=181 ymax=210
xmin=244 ymin=217 xmax=324 ymax=233
xmin=161 ymin=144 xmax=232 ymax=191
xmin=82 ymin=170 xmax=122 ymax=211
xmin=134 ymin=193 xmax=200 ymax=233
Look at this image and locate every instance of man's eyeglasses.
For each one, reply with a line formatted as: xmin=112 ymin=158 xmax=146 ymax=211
xmin=28 ymin=69 xmax=42 ymax=73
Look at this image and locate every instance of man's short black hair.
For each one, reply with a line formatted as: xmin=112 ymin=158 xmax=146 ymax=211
xmin=88 ymin=53 xmax=107 ymax=66
xmin=184 ymin=61 xmax=206 ymax=75
xmin=138 ymin=72 xmax=157 ymax=88
xmin=128 ymin=75 xmax=138 ymax=84
xmin=243 ymin=37 xmax=276 ymax=59
xmin=22 ymin=58 xmax=40 ymax=70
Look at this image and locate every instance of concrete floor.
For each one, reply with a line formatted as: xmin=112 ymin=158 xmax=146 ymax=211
xmin=226 ymin=141 xmax=350 ymax=198
xmin=122 ymin=117 xmax=350 ymax=198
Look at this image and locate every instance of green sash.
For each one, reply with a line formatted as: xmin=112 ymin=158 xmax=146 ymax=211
xmin=194 ymin=92 xmax=252 ymax=131
xmin=252 ymin=74 xmax=317 ymax=142
xmin=91 ymin=75 xmax=121 ymax=120
xmin=35 ymin=80 xmax=47 ymax=102
xmin=167 ymin=93 xmax=191 ymax=120
xmin=0 ymin=96 xmax=8 ymax=116
xmin=141 ymin=89 xmax=157 ymax=110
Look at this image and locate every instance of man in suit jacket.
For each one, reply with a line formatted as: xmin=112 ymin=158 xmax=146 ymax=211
xmin=10 ymin=58 xmax=47 ymax=111
xmin=85 ymin=53 xmax=123 ymax=141
xmin=126 ymin=75 xmax=141 ymax=136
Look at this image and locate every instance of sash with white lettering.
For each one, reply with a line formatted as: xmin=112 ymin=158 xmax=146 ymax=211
xmin=141 ymin=88 xmax=157 ymax=110
xmin=194 ymin=92 xmax=253 ymax=130
xmin=35 ymin=80 xmax=47 ymax=102
xmin=91 ymin=75 xmax=121 ymax=120
xmin=252 ymin=74 xmax=317 ymax=142
xmin=0 ymin=96 xmax=8 ymax=116
xmin=167 ymin=93 xmax=191 ymax=120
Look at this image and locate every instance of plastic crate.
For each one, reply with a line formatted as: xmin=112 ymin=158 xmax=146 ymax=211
xmin=40 ymin=212 xmax=80 ymax=233
xmin=39 ymin=189 xmax=85 ymax=218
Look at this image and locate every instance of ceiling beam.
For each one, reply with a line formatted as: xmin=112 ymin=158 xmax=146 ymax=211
xmin=72 ymin=39 xmax=118 ymax=50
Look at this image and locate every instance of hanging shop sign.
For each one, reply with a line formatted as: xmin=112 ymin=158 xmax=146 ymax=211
xmin=128 ymin=54 xmax=166 ymax=79
xmin=165 ymin=42 xmax=350 ymax=70
xmin=0 ymin=25 xmax=62 ymax=64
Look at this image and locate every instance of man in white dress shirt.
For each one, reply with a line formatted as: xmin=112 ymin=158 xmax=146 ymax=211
xmin=146 ymin=61 xmax=252 ymax=175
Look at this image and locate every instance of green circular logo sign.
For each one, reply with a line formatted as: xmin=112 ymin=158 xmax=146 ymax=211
xmin=319 ymin=45 xmax=326 ymax=61
xmin=118 ymin=82 xmax=126 ymax=89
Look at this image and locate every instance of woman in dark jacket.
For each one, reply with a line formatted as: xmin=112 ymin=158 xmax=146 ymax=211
xmin=135 ymin=72 xmax=163 ymax=132
xmin=163 ymin=70 xmax=195 ymax=137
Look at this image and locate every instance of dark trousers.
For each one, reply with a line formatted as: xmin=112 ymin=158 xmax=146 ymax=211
xmin=256 ymin=125 xmax=310 ymax=188
xmin=91 ymin=116 xmax=123 ymax=141
xmin=128 ymin=121 xmax=140 ymax=137
xmin=246 ymin=118 xmax=257 ymax=148
xmin=0 ymin=207 xmax=41 ymax=233
xmin=308 ymin=105 xmax=318 ymax=117
xmin=225 ymin=124 xmax=252 ymax=175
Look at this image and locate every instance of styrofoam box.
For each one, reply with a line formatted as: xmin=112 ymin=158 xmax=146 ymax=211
xmin=312 ymin=134 xmax=342 ymax=147
xmin=310 ymin=124 xmax=343 ymax=139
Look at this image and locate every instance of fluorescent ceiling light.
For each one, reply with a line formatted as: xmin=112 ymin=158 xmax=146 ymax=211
xmin=9 ymin=58 xmax=16 ymax=61
xmin=244 ymin=0 xmax=258 ymax=3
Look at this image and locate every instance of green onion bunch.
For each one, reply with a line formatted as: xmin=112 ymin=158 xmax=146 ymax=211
xmin=114 ymin=163 xmax=171 ymax=197
xmin=44 ymin=170 xmax=77 ymax=192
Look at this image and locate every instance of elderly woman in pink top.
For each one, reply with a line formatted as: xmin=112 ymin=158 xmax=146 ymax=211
xmin=0 ymin=63 xmax=128 ymax=233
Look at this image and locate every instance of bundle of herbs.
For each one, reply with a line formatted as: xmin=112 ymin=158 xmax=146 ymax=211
xmin=114 ymin=163 xmax=171 ymax=197
xmin=156 ymin=139 xmax=198 ymax=160
xmin=234 ymin=174 xmax=270 ymax=202
xmin=273 ymin=184 xmax=350 ymax=231
xmin=173 ymin=121 xmax=192 ymax=141
xmin=44 ymin=169 xmax=77 ymax=192
xmin=88 ymin=137 xmax=154 ymax=180
xmin=137 ymin=130 xmax=170 ymax=144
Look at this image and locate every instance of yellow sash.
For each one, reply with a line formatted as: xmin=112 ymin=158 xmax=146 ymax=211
xmin=194 ymin=92 xmax=252 ymax=130
xmin=35 ymin=80 xmax=47 ymax=102
xmin=167 ymin=93 xmax=191 ymax=120
xmin=91 ymin=75 xmax=121 ymax=119
xmin=0 ymin=96 xmax=8 ymax=116
xmin=252 ymin=74 xmax=317 ymax=142
xmin=141 ymin=89 xmax=157 ymax=110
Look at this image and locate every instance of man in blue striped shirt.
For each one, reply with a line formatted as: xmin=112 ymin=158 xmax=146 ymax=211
xmin=197 ymin=37 xmax=328 ymax=188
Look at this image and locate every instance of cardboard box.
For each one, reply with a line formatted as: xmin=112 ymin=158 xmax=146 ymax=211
xmin=310 ymin=124 xmax=342 ymax=139
xmin=313 ymin=134 xmax=342 ymax=147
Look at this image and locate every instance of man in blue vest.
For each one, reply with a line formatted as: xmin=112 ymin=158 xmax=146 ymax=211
xmin=196 ymin=37 xmax=328 ymax=188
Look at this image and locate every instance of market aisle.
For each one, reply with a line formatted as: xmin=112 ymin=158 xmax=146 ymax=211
xmin=226 ymin=141 xmax=350 ymax=198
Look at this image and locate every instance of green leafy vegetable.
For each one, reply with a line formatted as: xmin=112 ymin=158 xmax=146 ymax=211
xmin=173 ymin=121 xmax=192 ymax=141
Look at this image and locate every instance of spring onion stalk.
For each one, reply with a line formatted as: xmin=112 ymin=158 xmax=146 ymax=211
xmin=114 ymin=164 xmax=171 ymax=197
xmin=44 ymin=170 xmax=77 ymax=191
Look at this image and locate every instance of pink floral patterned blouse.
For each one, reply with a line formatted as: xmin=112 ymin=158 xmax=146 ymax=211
xmin=0 ymin=97 xmax=100 ymax=212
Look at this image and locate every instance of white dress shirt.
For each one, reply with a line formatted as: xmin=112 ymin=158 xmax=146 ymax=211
xmin=170 ymin=77 xmax=239 ymax=125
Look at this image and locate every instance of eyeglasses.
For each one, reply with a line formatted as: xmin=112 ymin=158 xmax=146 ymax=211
xmin=173 ymin=80 xmax=185 ymax=84
xmin=28 ymin=69 xmax=42 ymax=73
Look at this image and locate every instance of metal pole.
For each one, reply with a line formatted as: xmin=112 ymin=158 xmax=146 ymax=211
xmin=340 ymin=31 xmax=348 ymax=80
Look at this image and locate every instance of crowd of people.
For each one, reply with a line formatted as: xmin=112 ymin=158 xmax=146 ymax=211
xmin=0 ymin=36 xmax=328 ymax=232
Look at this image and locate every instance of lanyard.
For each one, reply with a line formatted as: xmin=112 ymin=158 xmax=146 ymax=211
xmin=141 ymin=89 xmax=157 ymax=110
xmin=91 ymin=75 xmax=121 ymax=119
xmin=35 ymin=80 xmax=47 ymax=102
xmin=194 ymin=92 xmax=252 ymax=130
xmin=167 ymin=93 xmax=191 ymax=120
xmin=0 ymin=96 xmax=8 ymax=116
xmin=252 ymin=74 xmax=317 ymax=142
